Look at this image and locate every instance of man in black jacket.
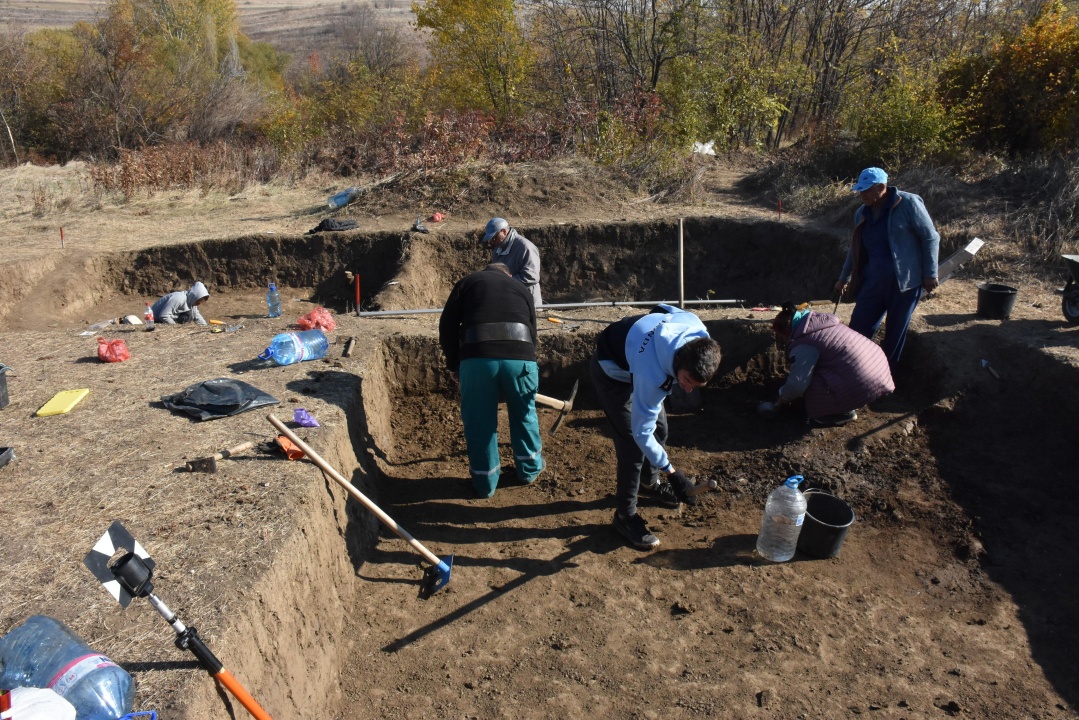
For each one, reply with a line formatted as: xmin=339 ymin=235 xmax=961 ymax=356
xmin=439 ymin=264 xmax=544 ymax=497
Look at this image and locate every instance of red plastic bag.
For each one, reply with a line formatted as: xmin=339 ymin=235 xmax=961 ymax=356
xmin=97 ymin=337 xmax=130 ymax=363
xmin=297 ymin=306 xmax=336 ymax=332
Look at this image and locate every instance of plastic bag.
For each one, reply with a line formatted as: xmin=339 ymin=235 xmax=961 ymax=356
xmin=297 ymin=306 xmax=336 ymax=332
xmin=97 ymin=337 xmax=130 ymax=363
xmin=294 ymin=408 xmax=320 ymax=427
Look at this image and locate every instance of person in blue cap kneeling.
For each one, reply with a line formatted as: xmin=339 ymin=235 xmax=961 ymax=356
xmin=482 ymin=217 xmax=542 ymax=307
xmin=835 ymin=167 xmax=940 ymax=372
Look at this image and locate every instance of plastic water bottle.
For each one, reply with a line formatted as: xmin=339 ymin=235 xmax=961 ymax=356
xmin=755 ymin=475 xmax=807 ymax=562
xmin=266 ymin=283 xmax=282 ymax=318
xmin=143 ymin=302 xmax=155 ymax=328
xmin=0 ymin=615 xmax=134 ymax=720
xmin=258 ymin=329 xmax=328 ymax=365
xmin=327 ymin=187 xmax=359 ymax=209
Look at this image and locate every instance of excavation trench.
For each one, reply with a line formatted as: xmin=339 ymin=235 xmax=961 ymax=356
xmin=2 ymin=216 xmax=1078 ymax=717
xmin=306 ymin=317 xmax=1079 ymax=718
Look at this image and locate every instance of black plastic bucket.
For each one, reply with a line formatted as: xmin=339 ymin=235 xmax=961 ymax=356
xmin=797 ymin=490 xmax=855 ymax=559
xmin=0 ymin=370 xmax=8 ymax=410
xmin=976 ymin=283 xmax=1018 ymax=320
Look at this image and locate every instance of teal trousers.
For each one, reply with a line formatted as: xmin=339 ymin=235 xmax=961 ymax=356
xmin=459 ymin=358 xmax=544 ymax=497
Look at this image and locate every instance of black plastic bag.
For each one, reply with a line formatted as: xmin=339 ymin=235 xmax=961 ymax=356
xmin=161 ymin=378 xmax=280 ymax=421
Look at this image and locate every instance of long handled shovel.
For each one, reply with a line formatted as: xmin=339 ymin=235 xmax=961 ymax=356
xmin=267 ymin=414 xmax=453 ymax=598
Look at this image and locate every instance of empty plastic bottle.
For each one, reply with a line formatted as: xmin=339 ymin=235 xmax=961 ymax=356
xmin=143 ymin=302 xmax=155 ymax=328
xmin=0 ymin=615 xmax=134 ymax=720
xmin=258 ymin=329 xmax=328 ymax=365
xmin=327 ymin=187 xmax=359 ymax=210
xmin=266 ymin=283 xmax=282 ymax=318
xmin=755 ymin=475 xmax=807 ymax=562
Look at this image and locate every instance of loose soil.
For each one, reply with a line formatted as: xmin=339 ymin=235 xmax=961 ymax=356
xmin=1 ymin=159 xmax=1078 ymax=720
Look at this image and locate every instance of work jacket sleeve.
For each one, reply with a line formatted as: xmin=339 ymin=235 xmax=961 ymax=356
xmin=779 ymin=344 xmax=820 ymax=401
xmin=630 ymin=380 xmax=671 ymax=471
xmin=438 ymin=286 xmax=464 ymax=371
xmin=190 ymin=305 xmax=207 ymax=326
xmin=906 ymin=195 xmax=940 ymax=278
xmin=514 ymin=243 xmax=541 ymax=288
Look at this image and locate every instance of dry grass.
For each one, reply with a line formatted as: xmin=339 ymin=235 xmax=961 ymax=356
xmin=0 ymin=321 xmax=353 ymax=712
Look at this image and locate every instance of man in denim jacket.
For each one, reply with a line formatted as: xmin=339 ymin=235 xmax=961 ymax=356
xmin=835 ymin=167 xmax=939 ymax=371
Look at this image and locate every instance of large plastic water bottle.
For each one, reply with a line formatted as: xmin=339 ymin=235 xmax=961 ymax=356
xmin=327 ymin=187 xmax=359 ymax=209
xmin=0 ymin=615 xmax=134 ymax=720
xmin=266 ymin=283 xmax=282 ymax=318
xmin=258 ymin=329 xmax=328 ymax=365
xmin=755 ymin=475 xmax=807 ymax=562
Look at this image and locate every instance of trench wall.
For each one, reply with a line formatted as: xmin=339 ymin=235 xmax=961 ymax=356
xmin=0 ymin=217 xmax=847 ymax=329
xmin=178 ymin=380 xmax=381 ymax=718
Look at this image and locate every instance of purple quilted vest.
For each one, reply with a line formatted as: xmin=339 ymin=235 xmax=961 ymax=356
xmin=789 ymin=312 xmax=895 ymax=418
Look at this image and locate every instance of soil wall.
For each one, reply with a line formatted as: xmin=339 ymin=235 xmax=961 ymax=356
xmin=179 ymin=382 xmax=382 ymax=719
xmin=0 ymin=217 xmax=847 ymax=331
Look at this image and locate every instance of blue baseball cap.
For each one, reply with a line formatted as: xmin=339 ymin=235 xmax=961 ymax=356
xmin=852 ymin=167 xmax=888 ymax=192
xmin=483 ymin=217 xmax=508 ymax=244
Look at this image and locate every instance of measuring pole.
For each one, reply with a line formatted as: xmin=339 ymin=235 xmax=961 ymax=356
xmin=678 ymin=218 xmax=685 ymax=309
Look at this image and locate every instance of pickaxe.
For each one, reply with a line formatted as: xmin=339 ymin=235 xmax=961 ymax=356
xmin=535 ymin=379 xmax=579 ymax=435
xmin=186 ymin=441 xmax=254 ymax=473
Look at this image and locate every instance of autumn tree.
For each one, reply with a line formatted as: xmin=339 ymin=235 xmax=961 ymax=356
xmin=413 ymin=0 xmax=533 ymax=116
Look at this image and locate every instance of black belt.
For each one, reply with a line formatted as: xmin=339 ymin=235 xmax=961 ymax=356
xmin=463 ymin=322 xmax=533 ymax=344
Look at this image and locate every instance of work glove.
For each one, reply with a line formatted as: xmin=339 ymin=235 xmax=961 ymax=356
xmin=757 ymin=400 xmax=779 ymax=418
xmin=668 ymin=470 xmax=699 ymax=506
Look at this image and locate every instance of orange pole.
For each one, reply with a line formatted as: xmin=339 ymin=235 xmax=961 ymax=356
xmin=215 ymin=669 xmax=273 ymax=720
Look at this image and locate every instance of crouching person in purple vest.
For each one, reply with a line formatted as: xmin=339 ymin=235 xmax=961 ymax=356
xmin=758 ymin=302 xmax=895 ymax=427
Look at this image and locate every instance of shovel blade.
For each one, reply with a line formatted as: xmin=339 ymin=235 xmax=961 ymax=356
xmin=419 ymin=555 xmax=453 ymax=599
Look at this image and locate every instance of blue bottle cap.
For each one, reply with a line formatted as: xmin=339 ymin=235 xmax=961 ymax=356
xmin=784 ymin=475 xmax=804 ymax=488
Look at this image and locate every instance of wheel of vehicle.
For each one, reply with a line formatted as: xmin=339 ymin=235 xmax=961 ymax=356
xmin=1063 ymin=293 xmax=1079 ymax=325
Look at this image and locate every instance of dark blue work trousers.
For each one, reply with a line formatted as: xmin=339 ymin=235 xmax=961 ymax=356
xmin=849 ymin=273 xmax=923 ymax=371
xmin=589 ymin=353 xmax=667 ymax=517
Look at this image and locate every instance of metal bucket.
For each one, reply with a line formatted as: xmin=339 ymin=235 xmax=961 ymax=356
xmin=796 ymin=490 xmax=855 ymax=559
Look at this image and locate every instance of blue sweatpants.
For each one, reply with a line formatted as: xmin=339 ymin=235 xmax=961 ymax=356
xmin=459 ymin=358 xmax=544 ymax=497
xmin=849 ymin=273 xmax=923 ymax=371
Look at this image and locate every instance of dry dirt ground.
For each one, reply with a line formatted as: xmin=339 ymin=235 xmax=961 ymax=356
xmin=1 ymin=159 xmax=1078 ymax=720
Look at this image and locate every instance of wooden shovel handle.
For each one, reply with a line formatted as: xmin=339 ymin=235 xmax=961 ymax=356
xmin=266 ymin=414 xmax=443 ymax=567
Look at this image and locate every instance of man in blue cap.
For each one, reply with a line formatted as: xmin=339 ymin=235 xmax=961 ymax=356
xmin=835 ymin=167 xmax=940 ymax=372
xmin=483 ymin=217 xmax=542 ymax=307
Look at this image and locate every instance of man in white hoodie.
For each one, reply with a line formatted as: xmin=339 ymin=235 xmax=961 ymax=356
xmin=151 ymin=282 xmax=210 ymax=325
xmin=590 ymin=304 xmax=722 ymax=549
